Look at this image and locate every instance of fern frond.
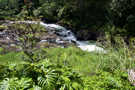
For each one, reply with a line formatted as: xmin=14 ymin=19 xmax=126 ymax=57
xmin=38 ymin=69 xmax=57 ymax=90
xmin=29 ymin=85 xmax=41 ymax=90
xmin=0 ymin=77 xmax=33 ymax=90
xmin=0 ymin=78 xmax=18 ymax=90
xmin=17 ymin=77 xmax=33 ymax=89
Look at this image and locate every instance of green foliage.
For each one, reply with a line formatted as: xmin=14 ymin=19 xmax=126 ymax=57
xmin=107 ymin=0 xmax=135 ymax=36
xmin=0 ymin=0 xmax=19 ymax=19
xmin=0 ymin=25 xmax=7 ymax=30
xmin=0 ymin=57 xmax=84 ymax=90
xmin=0 ymin=52 xmax=25 ymax=65
xmin=110 ymin=0 xmax=135 ymax=18
xmin=34 ymin=2 xmax=58 ymax=21
xmin=0 ymin=35 xmax=135 ymax=89
xmin=0 ymin=0 xmax=135 ymax=38
xmin=102 ymin=24 xmax=127 ymax=36
xmin=8 ymin=23 xmax=46 ymax=62
xmin=1 ymin=0 xmax=135 ymax=89
xmin=16 ymin=6 xmax=29 ymax=19
xmin=0 ymin=47 xmax=134 ymax=89
xmin=0 ymin=78 xmax=32 ymax=90
xmin=0 ymin=0 xmax=109 ymax=30
xmin=84 ymin=70 xmax=135 ymax=90
xmin=44 ymin=44 xmax=135 ymax=75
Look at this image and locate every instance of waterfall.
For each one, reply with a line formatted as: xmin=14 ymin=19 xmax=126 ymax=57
xmin=9 ymin=21 xmax=106 ymax=53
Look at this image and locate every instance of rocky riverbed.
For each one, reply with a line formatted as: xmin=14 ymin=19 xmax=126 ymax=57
xmin=0 ymin=20 xmax=105 ymax=53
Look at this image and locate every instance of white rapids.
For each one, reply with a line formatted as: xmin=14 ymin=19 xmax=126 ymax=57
xmin=10 ymin=21 xmax=106 ymax=53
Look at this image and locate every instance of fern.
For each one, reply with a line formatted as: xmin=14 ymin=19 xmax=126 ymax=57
xmin=0 ymin=78 xmax=18 ymax=90
xmin=17 ymin=77 xmax=33 ymax=89
xmin=0 ymin=77 xmax=33 ymax=90
xmin=30 ymin=85 xmax=41 ymax=90
xmin=38 ymin=69 xmax=57 ymax=90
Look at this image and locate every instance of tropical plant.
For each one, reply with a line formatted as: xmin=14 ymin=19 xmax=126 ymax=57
xmin=0 ymin=77 xmax=32 ymax=90
xmin=0 ymin=57 xmax=85 ymax=90
xmin=83 ymin=70 xmax=135 ymax=90
xmin=8 ymin=23 xmax=46 ymax=62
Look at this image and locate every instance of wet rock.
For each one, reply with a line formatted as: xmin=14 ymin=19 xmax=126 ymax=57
xmin=40 ymin=33 xmax=58 ymax=41
xmin=0 ymin=39 xmax=15 ymax=45
xmin=76 ymin=29 xmax=100 ymax=40
xmin=0 ymin=21 xmax=105 ymax=53
xmin=0 ymin=21 xmax=75 ymax=52
xmin=37 ymin=42 xmax=58 ymax=48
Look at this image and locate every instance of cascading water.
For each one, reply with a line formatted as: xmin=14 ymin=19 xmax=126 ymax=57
xmin=8 ymin=21 xmax=106 ymax=53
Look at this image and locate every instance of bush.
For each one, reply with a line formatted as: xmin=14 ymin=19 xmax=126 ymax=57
xmin=8 ymin=23 xmax=46 ymax=62
xmin=84 ymin=70 xmax=135 ymax=90
xmin=0 ymin=58 xmax=84 ymax=90
xmin=0 ymin=40 xmax=135 ymax=89
xmin=0 ymin=50 xmax=134 ymax=89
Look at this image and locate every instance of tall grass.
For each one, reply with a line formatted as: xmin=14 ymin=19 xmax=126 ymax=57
xmin=44 ymin=36 xmax=135 ymax=76
xmin=0 ymin=35 xmax=134 ymax=76
xmin=0 ymin=51 xmax=25 ymax=65
xmin=0 ymin=35 xmax=135 ymax=89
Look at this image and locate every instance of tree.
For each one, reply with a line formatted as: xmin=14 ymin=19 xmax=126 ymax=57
xmin=109 ymin=0 xmax=135 ymax=36
xmin=110 ymin=0 xmax=135 ymax=27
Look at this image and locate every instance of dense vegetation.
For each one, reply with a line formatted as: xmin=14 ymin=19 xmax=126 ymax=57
xmin=0 ymin=43 xmax=135 ymax=89
xmin=0 ymin=0 xmax=135 ymax=89
xmin=0 ymin=0 xmax=135 ymax=38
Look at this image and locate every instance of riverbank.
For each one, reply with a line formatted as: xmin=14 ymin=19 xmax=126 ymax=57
xmin=0 ymin=20 xmax=106 ymax=53
xmin=0 ymin=20 xmax=135 ymax=89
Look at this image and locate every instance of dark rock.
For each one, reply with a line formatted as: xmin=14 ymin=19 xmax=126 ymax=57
xmin=0 ymin=21 xmax=75 ymax=52
xmin=76 ymin=29 xmax=100 ymax=40
xmin=0 ymin=39 xmax=15 ymax=45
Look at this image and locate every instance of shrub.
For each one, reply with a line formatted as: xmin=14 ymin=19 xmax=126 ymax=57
xmin=8 ymin=23 xmax=46 ymax=62
xmin=84 ymin=70 xmax=135 ymax=90
xmin=0 ymin=58 xmax=85 ymax=90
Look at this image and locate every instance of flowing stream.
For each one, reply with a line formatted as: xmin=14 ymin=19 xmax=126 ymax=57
xmin=8 ymin=21 xmax=106 ymax=53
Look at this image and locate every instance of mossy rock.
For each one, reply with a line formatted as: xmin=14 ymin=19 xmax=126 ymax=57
xmin=0 ymin=25 xmax=7 ymax=30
